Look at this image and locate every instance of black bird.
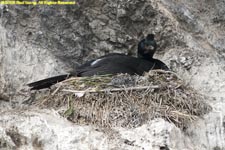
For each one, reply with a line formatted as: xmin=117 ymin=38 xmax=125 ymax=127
xmin=28 ymin=34 xmax=169 ymax=90
xmin=138 ymin=34 xmax=168 ymax=70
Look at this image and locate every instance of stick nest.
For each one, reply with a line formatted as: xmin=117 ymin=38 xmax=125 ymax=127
xmin=32 ymin=70 xmax=211 ymax=129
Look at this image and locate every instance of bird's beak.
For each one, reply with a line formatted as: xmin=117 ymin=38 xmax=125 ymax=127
xmin=144 ymin=45 xmax=155 ymax=53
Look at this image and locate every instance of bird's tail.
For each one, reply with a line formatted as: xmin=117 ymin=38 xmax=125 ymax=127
xmin=27 ymin=74 xmax=71 ymax=90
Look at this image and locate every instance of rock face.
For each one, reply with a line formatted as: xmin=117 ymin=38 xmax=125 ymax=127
xmin=0 ymin=1 xmax=184 ymax=93
xmin=0 ymin=109 xmax=193 ymax=150
xmin=0 ymin=0 xmax=225 ymax=149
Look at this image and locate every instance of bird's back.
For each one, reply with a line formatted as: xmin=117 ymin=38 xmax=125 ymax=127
xmin=76 ymin=54 xmax=157 ymax=76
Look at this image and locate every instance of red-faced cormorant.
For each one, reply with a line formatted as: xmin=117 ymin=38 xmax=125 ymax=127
xmin=28 ymin=34 xmax=169 ymax=90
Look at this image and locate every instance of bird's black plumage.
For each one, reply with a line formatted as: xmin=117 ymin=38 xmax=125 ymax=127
xmin=28 ymin=34 xmax=169 ymax=90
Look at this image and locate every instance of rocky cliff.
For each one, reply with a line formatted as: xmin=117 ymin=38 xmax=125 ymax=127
xmin=0 ymin=0 xmax=225 ymax=149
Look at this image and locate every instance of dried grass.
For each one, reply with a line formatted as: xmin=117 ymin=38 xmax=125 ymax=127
xmin=32 ymin=70 xmax=211 ymax=129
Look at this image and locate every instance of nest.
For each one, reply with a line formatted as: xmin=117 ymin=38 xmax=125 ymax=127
xmin=32 ymin=70 xmax=211 ymax=129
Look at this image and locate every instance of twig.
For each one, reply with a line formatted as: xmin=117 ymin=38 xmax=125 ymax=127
xmin=61 ymin=75 xmax=113 ymax=83
xmin=151 ymin=69 xmax=181 ymax=78
xmin=62 ymin=85 xmax=160 ymax=94
xmin=170 ymin=111 xmax=198 ymax=119
xmin=51 ymin=84 xmax=62 ymax=96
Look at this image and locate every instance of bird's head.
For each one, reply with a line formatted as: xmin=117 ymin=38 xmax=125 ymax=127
xmin=138 ymin=34 xmax=157 ymax=59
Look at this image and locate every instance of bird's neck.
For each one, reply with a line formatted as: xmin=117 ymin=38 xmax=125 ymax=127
xmin=138 ymin=53 xmax=154 ymax=61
